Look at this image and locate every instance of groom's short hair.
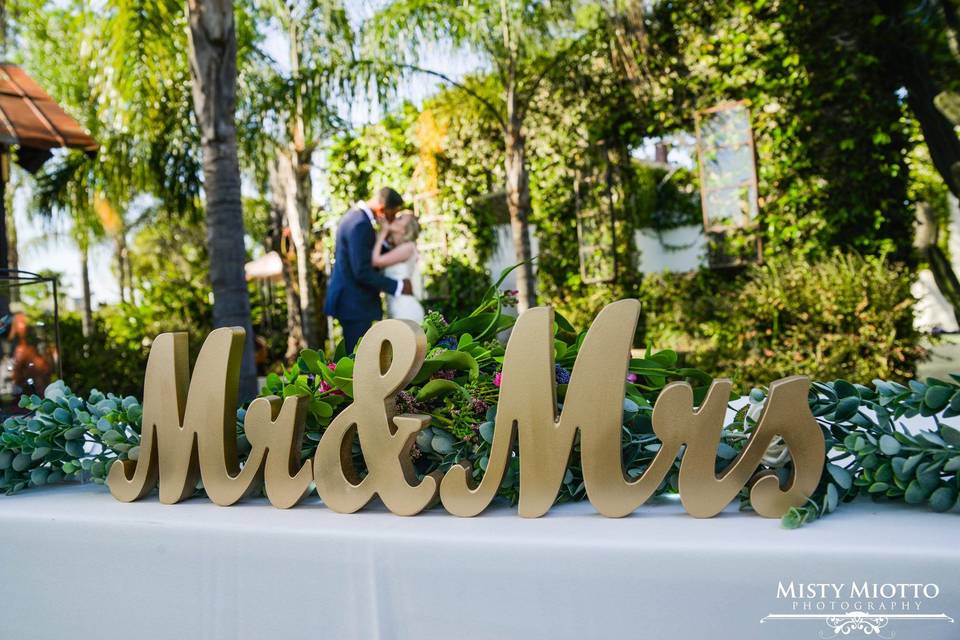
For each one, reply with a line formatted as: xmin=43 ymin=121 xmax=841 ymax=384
xmin=376 ymin=187 xmax=405 ymax=211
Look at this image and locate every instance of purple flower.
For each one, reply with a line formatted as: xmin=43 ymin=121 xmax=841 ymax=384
xmin=433 ymin=369 xmax=456 ymax=381
xmin=396 ymin=391 xmax=416 ymax=413
xmin=555 ymin=364 xmax=571 ymax=385
xmin=471 ymin=397 xmax=489 ymax=415
xmin=626 ymin=373 xmax=638 ymax=383
xmin=437 ymin=336 xmax=458 ymax=350
xmin=493 ymin=371 xmax=502 ymax=387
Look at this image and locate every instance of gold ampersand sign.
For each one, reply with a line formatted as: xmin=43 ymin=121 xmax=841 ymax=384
xmin=108 ymin=300 xmax=825 ymax=518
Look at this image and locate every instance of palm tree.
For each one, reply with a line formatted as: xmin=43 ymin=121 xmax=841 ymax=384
xmin=186 ymin=0 xmax=258 ymax=399
xmin=32 ymin=152 xmax=105 ymax=338
xmin=368 ymin=0 xmax=585 ymax=312
xmin=240 ymin=0 xmax=354 ymax=354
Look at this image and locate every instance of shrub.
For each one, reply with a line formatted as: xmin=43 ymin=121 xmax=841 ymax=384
xmin=638 ymin=252 xmax=924 ymax=389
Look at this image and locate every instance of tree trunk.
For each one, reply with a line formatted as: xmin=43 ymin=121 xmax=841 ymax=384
xmin=269 ymin=156 xmax=306 ymax=361
xmin=5 ymin=165 xmax=17 ymax=305
xmin=504 ymin=89 xmax=536 ymax=311
xmin=0 ymin=149 xmax=8 ymax=317
xmin=904 ymin=56 xmax=960 ymax=199
xmin=186 ymin=0 xmax=258 ymax=400
xmin=878 ymin=0 xmax=960 ymax=199
xmin=916 ymin=202 xmax=960 ymax=321
xmin=115 ymin=231 xmax=129 ymax=304
xmin=285 ymin=17 xmax=317 ymax=347
xmin=80 ymin=243 xmax=92 ymax=339
xmin=280 ymin=149 xmax=317 ymax=347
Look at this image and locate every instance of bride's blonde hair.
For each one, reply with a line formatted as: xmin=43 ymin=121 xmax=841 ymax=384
xmin=396 ymin=211 xmax=420 ymax=243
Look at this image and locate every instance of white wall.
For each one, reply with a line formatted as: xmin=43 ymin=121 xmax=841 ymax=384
xmin=916 ymin=194 xmax=960 ymax=333
xmin=486 ymin=224 xmax=539 ymax=291
xmin=487 ymin=223 xmax=707 ymax=292
xmin=633 ymin=226 xmax=706 ymax=274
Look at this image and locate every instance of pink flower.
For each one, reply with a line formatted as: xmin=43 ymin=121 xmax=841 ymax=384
xmin=626 ymin=373 xmax=638 ymax=383
xmin=493 ymin=371 xmax=502 ymax=387
xmin=327 ymin=362 xmax=337 ymax=372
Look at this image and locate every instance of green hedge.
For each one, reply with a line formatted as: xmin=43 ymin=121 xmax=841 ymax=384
xmin=552 ymin=252 xmax=924 ymax=390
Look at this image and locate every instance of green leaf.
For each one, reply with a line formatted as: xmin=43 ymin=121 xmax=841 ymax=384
xmin=331 ymin=377 xmax=354 ymax=398
xmin=554 ymin=312 xmax=576 ymax=336
xmin=891 ymin=457 xmax=907 ymax=480
xmin=311 ymin=400 xmax=333 ymax=419
xmin=834 ymin=380 xmax=859 ymax=399
xmin=431 ymin=430 xmax=455 ymax=455
xmin=878 ymin=434 xmax=901 ymax=456
xmin=300 ymin=349 xmax=324 ymax=375
xmin=826 ymin=483 xmax=839 ymax=512
xmin=479 ymin=421 xmax=495 ymax=444
xmin=949 ymin=390 xmax=960 ymax=411
xmin=924 ymin=385 xmax=952 ymax=412
xmin=868 ymin=482 xmax=889 ymax=493
xmin=941 ymin=425 xmax=960 ymax=447
xmin=781 ymin=507 xmax=805 ymax=529
xmin=904 ymin=480 xmax=929 ymax=504
xmin=265 ymin=372 xmax=282 ymax=391
xmin=917 ymin=469 xmax=941 ymax=491
xmin=649 ymin=350 xmax=678 ymax=367
xmin=929 ymin=486 xmax=956 ymax=512
xmin=415 ymin=379 xmax=462 ymax=402
xmin=65 ymin=440 xmax=85 ymax=458
xmin=63 ymin=426 xmax=85 ymax=440
xmin=902 ymin=453 xmax=924 ymax=477
xmin=334 ymin=357 xmax=354 ymax=378
xmin=29 ymin=467 xmax=48 ymax=486
xmin=30 ymin=447 xmax=51 ymax=461
xmin=412 ymin=350 xmax=479 ymax=383
xmin=283 ymin=384 xmax=311 ymax=398
xmin=833 ymin=397 xmax=860 ymax=422
xmin=12 ymin=453 xmax=31 ymax=472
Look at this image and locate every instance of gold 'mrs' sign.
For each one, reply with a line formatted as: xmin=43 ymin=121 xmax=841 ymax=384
xmin=108 ymin=300 xmax=825 ymax=518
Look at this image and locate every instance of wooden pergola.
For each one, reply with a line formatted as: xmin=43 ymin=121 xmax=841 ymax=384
xmin=0 ymin=63 xmax=98 ymax=275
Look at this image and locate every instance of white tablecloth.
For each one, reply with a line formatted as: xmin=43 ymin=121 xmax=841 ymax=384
xmin=0 ymin=484 xmax=956 ymax=640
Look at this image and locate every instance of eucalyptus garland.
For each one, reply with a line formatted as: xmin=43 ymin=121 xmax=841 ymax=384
xmin=1 ymin=284 xmax=957 ymax=527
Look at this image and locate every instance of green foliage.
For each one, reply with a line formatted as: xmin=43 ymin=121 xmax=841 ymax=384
xmin=58 ymin=217 xmax=217 ymax=396
xmin=58 ymin=313 xmax=144 ymax=398
xmin=422 ymin=257 xmax=492 ymax=321
xmin=780 ymin=376 xmax=960 ymax=528
xmin=0 ymin=381 xmax=141 ymax=494
xmin=325 ymin=103 xmax=420 ymax=216
xmin=642 ymin=1 xmax=915 ymax=261
xmin=639 ymin=252 xmax=923 ymax=390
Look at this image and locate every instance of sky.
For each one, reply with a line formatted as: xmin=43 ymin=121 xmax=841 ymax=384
xmin=14 ymin=1 xmax=478 ymax=310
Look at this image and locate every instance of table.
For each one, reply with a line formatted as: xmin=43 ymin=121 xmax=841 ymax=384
xmin=0 ymin=484 xmax=956 ymax=640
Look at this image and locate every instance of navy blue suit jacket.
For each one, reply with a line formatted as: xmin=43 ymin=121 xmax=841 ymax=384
xmin=324 ymin=208 xmax=400 ymax=322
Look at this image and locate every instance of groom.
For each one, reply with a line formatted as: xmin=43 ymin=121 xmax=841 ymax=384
xmin=325 ymin=187 xmax=413 ymax=353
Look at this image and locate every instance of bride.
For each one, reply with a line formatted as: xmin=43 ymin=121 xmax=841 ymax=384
xmin=372 ymin=212 xmax=425 ymax=323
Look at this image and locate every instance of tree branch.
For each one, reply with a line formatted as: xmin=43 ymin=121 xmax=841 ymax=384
xmin=515 ymin=33 xmax=591 ymax=123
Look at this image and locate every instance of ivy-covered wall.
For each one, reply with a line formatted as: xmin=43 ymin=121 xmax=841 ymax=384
xmin=321 ymin=0 xmax=942 ymax=384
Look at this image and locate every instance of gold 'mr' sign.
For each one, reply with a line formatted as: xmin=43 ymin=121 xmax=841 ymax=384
xmin=108 ymin=300 xmax=825 ymax=518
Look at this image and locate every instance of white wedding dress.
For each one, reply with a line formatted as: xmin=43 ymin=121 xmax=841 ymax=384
xmin=384 ymin=248 xmax=425 ymax=324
